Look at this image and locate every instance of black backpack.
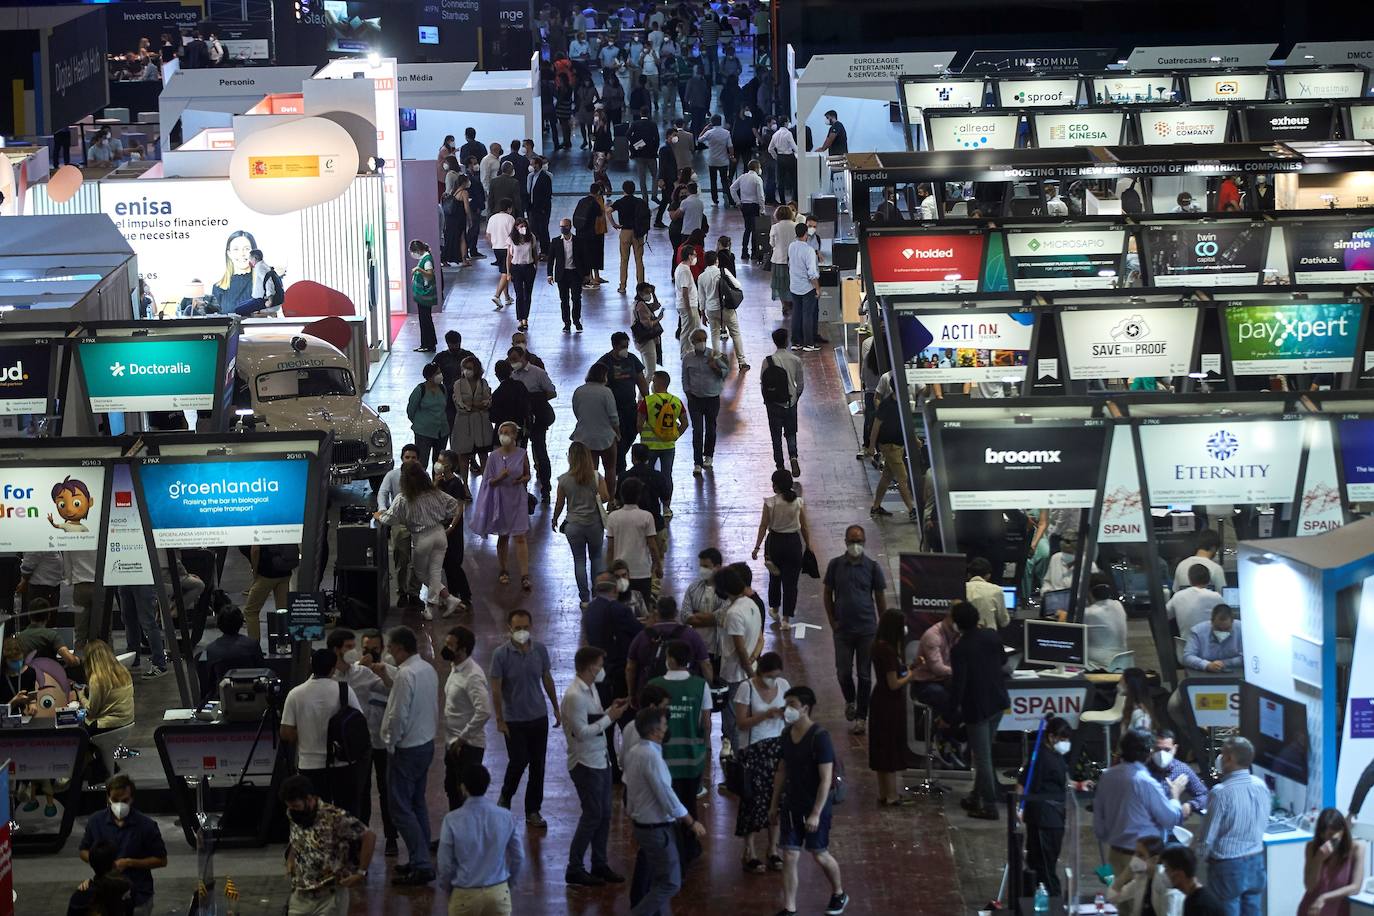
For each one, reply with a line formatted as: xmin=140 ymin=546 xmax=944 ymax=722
xmin=325 ymin=681 xmax=371 ymax=766
xmin=1119 ymin=180 xmax=1144 ymax=215
xmin=760 ymin=355 xmax=791 ymax=406
xmin=646 ymin=624 xmax=687 ymax=680
xmin=258 ymin=544 xmax=299 ymax=579
xmin=263 ymin=269 xmax=286 ymax=308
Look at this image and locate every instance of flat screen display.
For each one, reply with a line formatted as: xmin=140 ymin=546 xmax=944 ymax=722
xmin=417 ymin=25 xmax=439 ymax=44
xmin=1281 ymin=70 xmax=1366 ymax=100
xmin=1240 ymin=682 xmax=1309 ymax=784
xmin=1032 ymin=112 xmax=1125 ymax=148
xmin=1024 ymin=620 xmax=1086 ymax=666
xmin=1242 ymin=105 xmax=1335 ymax=141
xmin=1188 ymin=73 xmax=1269 ymax=102
xmin=75 ymin=336 xmax=221 ymax=414
xmin=323 ymin=0 xmax=382 ymax=52
xmin=1286 ymin=222 xmax=1374 ymax=285
xmin=138 ymin=453 xmax=310 ymax=548
xmin=1138 ymin=107 xmax=1230 ymax=144
xmin=926 ymin=113 xmax=1021 ymax=151
xmin=997 ymin=78 xmax=1079 ymax=108
xmin=1059 ymin=307 xmax=1198 ymax=380
xmin=898 ymin=312 xmax=1033 ymax=384
xmin=903 ymin=80 xmax=986 ymax=111
xmin=1092 ymin=76 xmax=1176 ymax=104
xmin=0 ymin=461 xmax=106 ymax=552
xmin=866 ymin=232 xmax=985 ymax=295
xmin=1350 ymin=103 xmax=1374 ymax=141
xmin=1224 ymin=301 xmax=1363 ymax=375
xmin=1143 ymin=223 xmax=1268 ymax=287
xmin=938 ymin=420 xmax=1109 ymax=510
xmin=1138 ymin=419 xmax=1305 ymax=506
xmin=0 ymin=342 xmax=55 ymax=416
xmin=1006 ymin=228 xmax=1125 ymax=291
xmin=1338 ymin=418 xmax=1374 ymax=502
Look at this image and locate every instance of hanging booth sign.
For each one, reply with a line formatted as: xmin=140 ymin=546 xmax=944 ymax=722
xmin=996 ymin=79 xmax=1081 ymax=108
xmin=1223 ymin=301 xmax=1364 ymax=376
xmin=1138 ymin=419 xmax=1305 ymax=506
xmin=1187 ymin=73 xmax=1271 ymax=102
xmin=961 ymin=48 xmax=1117 ymax=74
xmin=1142 ymin=222 xmax=1269 ymax=288
xmin=925 ymin=112 xmax=1022 ymax=151
xmin=1297 ymin=419 xmax=1344 ymax=535
xmin=1350 ymin=103 xmax=1374 ymax=141
xmin=1138 ymin=107 xmax=1231 ymax=144
xmin=1031 ymin=111 xmax=1126 ymax=148
xmin=0 ymin=461 xmax=106 ymax=553
xmin=1242 ymin=104 xmax=1336 ymax=140
xmin=902 ymin=79 xmax=987 ymax=112
xmin=103 ymin=462 xmax=155 ymax=586
xmin=897 ymin=552 xmax=967 ymax=635
xmin=136 ymin=453 xmax=311 ymax=548
xmin=1125 ymin=44 xmax=1278 ymax=71
xmin=866 ymin=231 xmax=985 ymax=295
xmin=74 ymin=335 xmax=222 ymax=413
xmin=0 ymin=342 xmax=56 ymax=417
xmin=937 ymin=420 xmax=1109 ymax=510
xmin=1337 ymin=418 xmax=1374 ymax=502
xmin=1091 ymin=75 xmax=1177 ymax=105
xmin=896 ymin=311 xmax=1034 ymax=384
xmin=1281 ymin=70 xmax=1368 ymax=100
xmin=1058 ymin=306 xmax=1199 ymax=381
xmin=1005 ymin=228 xmax=1125 ymax=291
xmin=1285 ymin=222 xmax=1374 ymax=285
xmin=1097 ymin=425 xmax=1150 ymax=543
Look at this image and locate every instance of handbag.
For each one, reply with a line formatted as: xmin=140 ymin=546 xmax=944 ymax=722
xmin=723 ymin=682 xmax=754 ymax=798
xmin=631 ymin=307 xmax=664 ymax=343
xmin=801 ymin=548 xmax=820 ymax=579
xmin=719 ymin=274 xmax=744 ymax=309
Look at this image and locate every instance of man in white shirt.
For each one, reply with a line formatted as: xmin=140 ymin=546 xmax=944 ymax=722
xmin=671 ymin=181 xmax=705 ymax=236
xmin=281 ymin=648 xmax=364 ymax=815
xmin=715 ymin=566 xmax=761 ymax=754
xmin=1045 ymin=183 xmax=1069 ymax=216
xmin=480 ymin=142 xmax=504 ymax=198
xmin=964 ymin=557 xmax=1010 ymax=631
xmin=767 ymin=121 xmax=798 ymax=205
xmin=381 ymin=626 xmax=440 ymax=885
xmin=329 ymin=628 xmax=397 ymax=854
xmin=698 ymin=115 xmax=734 ymax=205
xmin=441 ymin=625 xmax=490 ymax=810
xmin=730 ymin=159 xmax=766 ymax=256
xmin=378 ymin=444 xmax=421 ymax=608
xmin=674 ymin=246 xmax=704 ymax=357
xmin=1040 ymin=531 xmax=1099 ymax=597
xmin=1173 ymin=530 xmax=1226 ymax=593
xmin=1167 ymin=563 xmax=1225 ymax=637
xmin=487 ymin=199 xmax=516 ymax=310
xmin=917 ymin=183 xmax=938 ymax=221
xmin=786 ymin=221 xmax=821 ymax=350
xmin=606 ymin=478 xmax=663 ymax=599
xmin=560 ymin=646 xmax=630 ymax=886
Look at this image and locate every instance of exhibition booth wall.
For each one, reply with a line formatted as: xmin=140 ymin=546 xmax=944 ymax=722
xmin=396 ymin=57 xmax=541 ymax=161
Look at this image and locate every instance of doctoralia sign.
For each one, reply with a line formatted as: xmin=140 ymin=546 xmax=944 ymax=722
xmin=1224 ymin=302 xmax=1363 ymax=376
xmin=75 ymin=337 xmax=221 ymax=413
xmin=866 ymin=233 xmax=985 ymax=295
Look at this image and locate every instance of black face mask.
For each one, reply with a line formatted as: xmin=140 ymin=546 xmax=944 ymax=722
xmin=714 ymin=587 xmax=730 ymax=601
xmin=289 ymin=804 xmax=317 ymax=828
xmin=440 ymin=646 xmax=456 ymax=662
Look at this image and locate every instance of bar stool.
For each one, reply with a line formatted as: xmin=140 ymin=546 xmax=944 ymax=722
xmin=908 ymin=697 xmax=946 ymax=796
xmin=1080 ymin=693 xmax=1126 ymax=770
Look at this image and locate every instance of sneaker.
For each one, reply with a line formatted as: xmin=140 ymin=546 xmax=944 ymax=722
xmin=737 ymin=361 xmax=750 ymax=371
xmin=803 ymin=344 xmax=821 ymax=352
xmin=870 ymin=505 xmax=892 ymax=517
xmin=662 ymin=507 xmax=674 ymax=520
xmin=844 ymin=702 xmax=856 ymax=722
xmin=565 ymin=867 xmax=605 ymax=887
xmin=696 ymin=783 xmax=708 ymax=798
xmin=693 ymin=464 xmax=704 ymax=477
xmin=908 ymin=507 xmax=920 ymax=522
xmin=789 ymin=344 xmax=804 ymax=352
xmin=591 ymin=865 xmax=626 ymax=884
xmin=702 ymin=456 xmax=713 ymax=468
xmin=526 ymin=812 xmax=548 ymax=828
xmin=563 ymin=324 xmax=572 ymax=333
xmin=826 ymin=892 xmax=850 ymax=915
xmin=769 ymin=606 xmax=781 ymax=624
xmin=492 ymin=297 xmax=504 ymax=310
xmin=574 ymin=322 xmax=584 ymax=332
xmin=720 ymin=737 xmax=733 ymax=760
xmin=850 ymin=719 xmax=867 ymax=736
xmin=421 ymin=605 xmax=434 ymax=621
xmin=442 ymin=595 xmax=465 ymax=617
xmin=142 ymin=665 xmax=168 ymax=679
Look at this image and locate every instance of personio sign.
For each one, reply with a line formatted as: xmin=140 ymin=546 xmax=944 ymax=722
xmin=938 ymin=421 xmax=1108 ymax=510
xmin=1125 ymin=44 xmax=1278 ymax=71
xmin=45 ymin=9 xmax=109 ymax=135
xmin=1224 ymin=302 xmax=1363 ymax=375
xmin=138 ymin=454 xmax=310 ymax=548
xmin=76 ymin=336 xmax=220 ymax=413
xmin=1138 ymin=420 xmax=1304 ymax=506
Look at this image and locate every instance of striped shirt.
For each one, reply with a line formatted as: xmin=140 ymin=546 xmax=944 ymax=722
xmin=377 ymin=489 xmax=460 ymax=534
xmin=1198 ymin=769 xmax=1269 ymax=861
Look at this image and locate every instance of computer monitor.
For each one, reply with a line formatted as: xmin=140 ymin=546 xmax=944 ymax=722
xmin=1024 ymin=620 xmax=1088 ymax=670
xmin=1239 ymin=683 xmax=1309 ymax=785
xmin=1042 ymin=588 xmax=1072 ymax=620
xmin=1222 ymin=587 xmax=1240 ymax=609
xmin=1001 ymin=585 xmax=1018 ymax=611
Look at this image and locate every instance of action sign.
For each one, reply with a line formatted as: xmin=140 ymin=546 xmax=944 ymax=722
xmin=1224 ymin=301 xmax=1362 ymax=375
xmin=76 ymin=336 xmax=220 ymax=413
xmin=897 ymin=312 xmax=1034 ymax=385
xmin=138 ymin=454 xmax=309 ymax=548
xmin=0 ymin=463 xmax=105 ymax=552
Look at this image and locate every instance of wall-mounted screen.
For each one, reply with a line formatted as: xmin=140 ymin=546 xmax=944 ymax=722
xmin=1224 ymin=301 xmax=1363 ymax=375
xmin=896 ymin=312 xmax=1034 ymax=384
xmin=1139 ymin=419 xmax=1305 ymax=505
xmin=1059 ymin=307 xmax=1198 ymax=380
xmin=1005 ymin=228 xmax=1126 ymax=291
xmin=1138 ymin=107 xmax=1230 ymax=144
xmin=75 ymin=336 xmax=221 ymax=414
xmin=926 ymin=113 xmax=1021 ymax=151
xmin=0 ymin=461 xmax=107 ymax=552
xmin=866 ymin=232 xmax=985 ymax=295
xmin=1187 ymin=73 xmax=1269 ymax=102
xmin=1281 ymin=70 xmax=1367 ymax=101
xmin=323 ymin=0 xmax=383 ymax=53
xmin=1350 ymin=103 xmax=1374 ymax=141
xmin=1338 ymin=418 xmax=1374 ymax=502
xmin=1242 ymin=105 xmax=1335 ymax=141
xmin=1031 ymin=112 xmax=1126 ymax=148
xmin=0 ymin=342 xmax=56 ymax=416
xmin=1240 ymin=682 xmax=1310 ymax=784
xmin=1142 ymin=223 xmax=1268 ymax=287
xmin=138 ymin=454 xmax=311 ymax=548
xmin=1286 ymin=222 xmax=1374 ymax=285
xmin=938 ymin=420 xmax=1108 ymax=510
xmin=997 ymin=78 xmax=1080 ymax=108
xmin=1091 ymin=75 xmax=1176 ymax=104
xmin=903 ymin=80 xmax=986 ymax=112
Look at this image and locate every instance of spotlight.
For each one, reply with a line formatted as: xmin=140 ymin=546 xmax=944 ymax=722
xmin=367 ymin=156 xmax=386 ymax=172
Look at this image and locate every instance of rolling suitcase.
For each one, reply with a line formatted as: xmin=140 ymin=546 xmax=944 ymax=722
xmin=612 ymin=135 xmax=630 ymax=165
xmin=752 ymin=212 xmax=772 ymax=262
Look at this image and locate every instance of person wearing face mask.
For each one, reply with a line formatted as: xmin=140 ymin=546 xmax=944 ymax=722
xmin=631 ymin=281 xmax=667 ymax=377
xmin=610 ymin=557 xmax=651 ymax=620
xmin=823 ymin=525 xmax=886 ymax=736
xmin=1016 ymin=717 xmax=1075 ymax=897
xmin=468 ymin=420 xmax=533 ymax=591
xmin=437 ymin=134 xmax=456 ymax=196
xmin=732 ymin=651 xmax=789 ymax=872
xmin=1040 ymin=529 xmax=1100 ymax=598
xmin=490 ymin=609 xmax=561 ymax=829
xmin=329 ymin=628 xmax=398 ymax=856
xmin=1300 ymin=808 xmax=1366 ymax=916
xmin=681 ymin=328 xmax=731 ymax=476
xmin=547 ymin=218 xmax=589 ymax=332
xmin=279 ymin=774 xmax=376 ymax=913
xmin=379 ymin=626 xmax=440 ymax=885
xmin=584 ymin=572 xmax=645 ymax=777
xmin=624 ymin=706 xmax=706 ymax=915
xmin=508 ymin=345 xmax=557 ymax=501
xmin=282 ymin=647 xmax=366 ymax=815
xmin=785 ymin=220 xmax=821 ymax=351
xmin=647 ymin=639 xmax=713 ymax=865
xmin=432 ymin=451 xmax=473 ymax=613
xmin=1084 ymin=573 xmax=1130 ymax=671
xmin=441 ymin=625 xmax=491 ymax=811
xmin=1180 ymin=604 xmax=1243 ymax=674
xmin=450 ymin=356 xmax=493 ymax=480
xmin=673 ymin=238 xmax=707 ymax=359
xmin=1196 ymin=737 xmax=1269 ymax=915
xmin=679 ymin=546 xmax=726 ymax=670
xmin=1093 ymin=728 xmax=1188 ymax=889
xmin=506 ymin=218 xmax=540 ymax=331
xmin=1148 ymin=731 xmax=1208 ymax=820
xmin=561 ymin=646 xmax=632 ymax=886
xmin=1108 ymin=837 xmax=1186 ymax=916
xmin=78 ymin=776 xmax=168 ymax=915
xmin=553 ymin=442 xmax=613 ymax=607
xmin=628 ymin=593 xmax=714 ymax=699
xmin=868 ymin=609 xmax=914 ymax=804
xmin=606 ymin=476 xmax=664 ymax=608
xmin=598 ymin=331 xmax=652 ymax=475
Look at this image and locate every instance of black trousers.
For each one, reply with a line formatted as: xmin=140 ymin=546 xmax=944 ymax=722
xmin=527 ymin=421 xmax=553 ymax=492
xmin=1025 ymin=824 xmax=1064 ymax=897
xmin=529 ymin=208 xmax=551 ymax=253
xmin=615 ymin=408 xmax=639 ymax=474
xmin=740 ymin=203 xmax=760 ymax=254
xmin=417 ymin=304 xmax=437 ymax=349
xmin=443 ymin=742 xmax=487 ymax=810
xmin=686 ymin=394 xmax=720 ymax=466
xmin=671 ymin=775 xmax=702 ymax=866
xmin=776 ymin=153 xmax=797 ymax=203
xmin=443 ymin=529 xmax=472 ymax=603
xmin=708 ymin=165 xmax=733 ymax=203
xmin=557 ymin=278 xmax=583 ymax=326
xmin=359 ymin=749 xmax=397 ymax=840
xmin=499 ymin=717 xmax=549 ymax=815
xmin=299 ymin=763 xmax=360 ymax=817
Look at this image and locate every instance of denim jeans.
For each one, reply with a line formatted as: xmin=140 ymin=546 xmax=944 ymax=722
xmin=388 ymin=741 xmax=435 ymax=871
xmin=832 ymin=628 xmax=874 ymax=718
xmin=646 ymin=448 xmax=675 ymax=499
xmin=686 ymin=394 xmax=720 ymax=466
xmin=569 ymin=763 xmax=612 ymax=871
xmin=630 ymin=824 xmax=682 ymax=915
xmin=966 ymin=711 xmax=1003 ymax=810
xmin=564 ymin=520 xmax=605 ymax=602
xmin=118 ymin=585 xmax=165 ymax=669
xmin=1206 ymin=852 xmax=1265 ymax=916
xmin=790 ymin=290 xmax=818 ymax=346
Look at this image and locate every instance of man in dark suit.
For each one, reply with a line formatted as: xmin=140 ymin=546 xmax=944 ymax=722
xmin=528 ymin=156 xmax=554 ymax=255
xmin=502 ymin=139 xmax=531 ymax=213
xmin=459 ymin=126 xmax=486 ymax=171
xmin=201 ymin=605 xmax=264 ymax=702
xmin=547 ymin=218 xmax=587 ymax=332
xmin=627 ymin=109 xmax=661 ymax=208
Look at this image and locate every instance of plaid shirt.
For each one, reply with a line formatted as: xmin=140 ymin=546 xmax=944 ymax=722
xmin=287 ymin=803 xmax=366 ymax=890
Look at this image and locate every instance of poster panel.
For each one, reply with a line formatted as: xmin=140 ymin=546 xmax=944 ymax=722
xmin=926 ymin=114 xmax=1021 ymax=151
xmin=76 ymin=336 xmax=220 ymax=413
xmin=898 ymin=312 xmax=1033 ymax=384
xmin=1143 ymin=223 xmax=1268 ymax=288
xmin=1286 ymin=223 xmax=1374 ymax=285
xmin=897 ymin=552 xmax=966 ymax=636
xmin=103 ymin=462 xmax=155 ymax=586
xmin=1297 ymin=419 xmax=1344 ymax=535
xmin=1242 ymin=105 xmax=1335 ymax=141
xmin=939 ymin=421 xmax=1108 ymax=510
xmin=1005 ymin=229 xmax=1125 ymax=291
xmin=138 ymin=454 xmax=310 ymax=547
xmin=1350 ymin=103 xmax=1374 ymax=141
xmin=866 ymin=233 xmax=984 ymax=295
xmin=1338 ymin=418 xmax=1374 ymax=502
xmin=1281 ymin=70 xmax=1367 ymax=100
xmin=0 ymin=462 xmax=105 ymax=552
xmin=1032 ymin=112 xmax=1125 ymax=148
xmin=1060 ymin=307 xmax=1197 ymax=381
xmin=1187 ymin=73 xmax=1270 ymax=102
xmin=1138 ymin=107 xmax=1230 ymax=144
xmin=903 ymin=80 xmax=986 ymax=111
xmin=1224 ymin=301 xmax=1362 ymax=375
xmin=1138 ymin=420 xmax=1304 ymax=505
xmin=997 ymin=79 xmax=1080 ymax=108
xmin=1097 ymin=427 xmax=1149 ymax=543
xmin=0 ymin=344 xmax=54 ymax=416
xmin=1091 ymin=76 xmax=1176 ymax=104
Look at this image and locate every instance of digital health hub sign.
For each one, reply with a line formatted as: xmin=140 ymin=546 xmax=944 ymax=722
xmin=138 ymin=455 xmax=309 ymax=548
xmin=76 ymin=336 xmax=220 ymax=413
xmin=1224 ymin=301 xmax=1363 ymax=375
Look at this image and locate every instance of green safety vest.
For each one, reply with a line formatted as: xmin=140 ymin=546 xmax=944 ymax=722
xmin=640 ymin=392 xmax=684 ymax=450
xmin=649 ymin=674 xmax=707 ymax=778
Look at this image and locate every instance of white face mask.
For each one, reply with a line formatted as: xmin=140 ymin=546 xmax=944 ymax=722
xmin=846 ymin=543 xmax=865 ymax=558
xmin=615 ymin=348 xmax=630 ymax=358
xmin=1215 ymin=753 xmax=1225 ymax=773
xmin=1213 ymin=628 xmax=1232 ymax=642
xmin=1152 ymin=749 xmax=1175 ymax=769
xmin=762 ymin=676 xmax=777 ymax=689
xmin=594 ymin=668 xmax=606 ymax=684
xmin=463 ymin=369 xmax=476 ymax=379
xmin=1053 ymin=740 xmax=1071 ymax=756
xmin=343 ymin=648 xmax=362 ymax=665
xmin=1129 ymin=856 xmax=1149 ymax=875
xmin=499 ymin=434 xmax=515 ymax=447
xmin=109 ymin=801 xmax=130 ymax=820
xmin=783 ymin=706 xmax=801 ymax=724
xmin=693 ymin=342 xmax=706 ymax=353
xmin=512 ymin=629 xmax=531 ymax=645
xmin=617 ymin=576 xmax=631 ymax=593
xmin=698 ymin=565 xmax=714 ymax=580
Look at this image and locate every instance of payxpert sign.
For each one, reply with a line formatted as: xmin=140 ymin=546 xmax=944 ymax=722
xmin=1225 ymin=302 xmax=1362 ymax=375
xmin=76 ymin=337 xmax=220 ymax=413
xmin=1139 ymin=421 xmax=1304 ymax=505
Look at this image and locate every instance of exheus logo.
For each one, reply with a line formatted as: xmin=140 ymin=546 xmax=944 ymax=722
xmin=984 ymin=447 xmax=1062 ymax=465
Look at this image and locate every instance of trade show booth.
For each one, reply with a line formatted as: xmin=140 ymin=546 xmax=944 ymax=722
xmin=396 ymin=57 xmax=541 ymax=161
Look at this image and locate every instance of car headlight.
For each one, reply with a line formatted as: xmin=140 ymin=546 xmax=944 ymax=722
xmin=370 ymin=428 xmax=390 ymax=450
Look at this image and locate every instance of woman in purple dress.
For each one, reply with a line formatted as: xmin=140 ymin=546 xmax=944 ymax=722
xmin=468 ymin=420 xmax=533 ymax=591
xmin=1299 ymin=808 xmax=1365 ymax=916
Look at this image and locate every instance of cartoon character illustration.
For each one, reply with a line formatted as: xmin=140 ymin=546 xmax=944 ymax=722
xmin=47 ymin=476 xmax=93 ymax=533
xmin=25 ymin=654 xmax=74 ymax=718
